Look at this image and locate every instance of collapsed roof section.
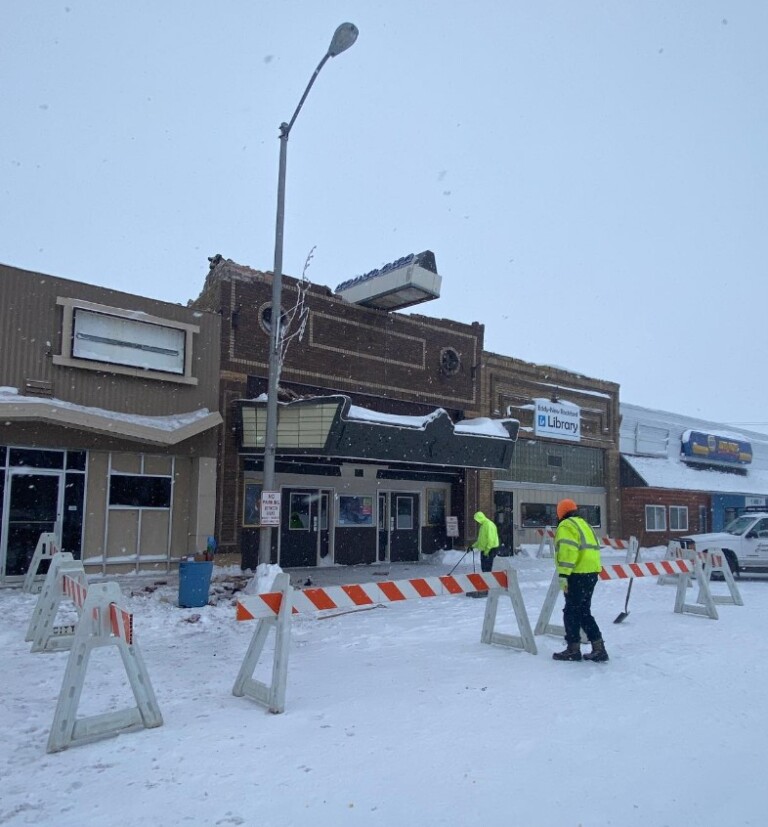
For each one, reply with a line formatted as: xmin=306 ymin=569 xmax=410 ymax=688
xmin=237 ymin=394 xmax=518 ymax=470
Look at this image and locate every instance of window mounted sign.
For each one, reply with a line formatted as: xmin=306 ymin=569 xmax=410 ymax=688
xmin=533 ymin=399 xmax=581 ymax=442
xmin=260 ymin=491 xmax=281 ymax=526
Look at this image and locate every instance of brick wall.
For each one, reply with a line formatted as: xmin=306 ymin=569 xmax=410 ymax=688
xmin=621 ymin=487 xmax=710 ymax=548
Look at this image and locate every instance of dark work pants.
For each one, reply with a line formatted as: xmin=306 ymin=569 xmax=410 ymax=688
xmin=563 ymin=573 xmax=602 ymax=644
xmin=480 ymin=549 xmax=498 ymax=572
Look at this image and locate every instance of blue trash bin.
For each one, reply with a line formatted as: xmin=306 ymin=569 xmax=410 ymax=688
xmin=178 ymin=559 xmax=214 ymax=608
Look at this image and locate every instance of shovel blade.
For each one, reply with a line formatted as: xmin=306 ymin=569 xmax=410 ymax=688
xmin=613 ymin=610 xmax=629 ymax=624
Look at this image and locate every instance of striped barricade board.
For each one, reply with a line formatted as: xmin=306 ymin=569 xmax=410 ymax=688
xmin=534 ymin=556 xmax=718 ymax=640
xmin=658 ymin=542 xmax=742 ymax=607
xmin=233 ymin=557 xmax=536 ymax=715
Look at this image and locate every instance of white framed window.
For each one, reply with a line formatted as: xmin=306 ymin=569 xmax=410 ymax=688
xmin=645 ymin=504 xmax=667 ymax=531
xmin=54 ymin=298 xmax=199 ymax=385
xmin=669 ymin=506 xmax=689 ymax=531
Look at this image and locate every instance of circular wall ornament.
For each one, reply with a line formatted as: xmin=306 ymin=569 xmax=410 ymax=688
xmin=440 ymin=347 xmax=461 ymax=376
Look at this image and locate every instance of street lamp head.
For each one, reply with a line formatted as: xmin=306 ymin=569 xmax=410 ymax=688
xmin=327 ymin=22 xmax=359 ymax=57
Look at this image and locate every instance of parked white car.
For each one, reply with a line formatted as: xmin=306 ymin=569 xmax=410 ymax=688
xmin=679 ymin=511 xmax=768 ymax=575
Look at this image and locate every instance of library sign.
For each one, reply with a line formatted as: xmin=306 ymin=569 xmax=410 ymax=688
xmin=534 ymin=399 xmax=581 ymax=443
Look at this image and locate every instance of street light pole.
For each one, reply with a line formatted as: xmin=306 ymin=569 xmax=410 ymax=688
xmin=258 ymin=23 xmax=359 ymax=568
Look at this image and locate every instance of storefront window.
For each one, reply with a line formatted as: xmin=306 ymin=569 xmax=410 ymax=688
xmin=521 ymin=503 xmax=558 ymax=528
xmin=577 ymin=505 xmax=601 ymax=528
xmin=109 ymin=475 xmax=171 ymax=508
xmin=338 ymin=495 xmax=373 ymax=526
xmin=243 ymin=483 xmax=261 ymax=527
xmin=426 ymin=488 xmax=446 ymax=525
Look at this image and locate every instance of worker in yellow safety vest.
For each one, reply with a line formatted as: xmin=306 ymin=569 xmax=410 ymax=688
xmin=472 ymin=511 xmax=500 ymax=573
xmin=553 ymin=499 xmax=609 ymax=663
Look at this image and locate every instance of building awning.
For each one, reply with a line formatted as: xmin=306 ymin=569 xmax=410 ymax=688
xmin=0 ymin=387 xmax=222 ymax=446
xmin=237 ymin=395 xmax=519 ymax=470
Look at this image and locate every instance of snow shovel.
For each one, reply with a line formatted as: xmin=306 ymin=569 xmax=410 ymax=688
xmin=614 ymin=542 xmax=641 ymax=623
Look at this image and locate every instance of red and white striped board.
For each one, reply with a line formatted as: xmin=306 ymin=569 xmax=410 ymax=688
xmin=599 ymin=559 xmax=692 ymax=580
xmin=236 ymin=571 xmax=508 ymax=620
xmin=61 ymin=573 xmax=134 ymax=644
xmin=601 ymin=536 xmax=629 ymax=550
xmin=660 ymin=543 xmax=743 ymax=607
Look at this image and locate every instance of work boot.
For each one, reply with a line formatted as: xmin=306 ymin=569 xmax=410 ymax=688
xmin=552 ymin=641 xmax=582 ymax=661
xmin=583 ymin=639 xmax=609 ymax=662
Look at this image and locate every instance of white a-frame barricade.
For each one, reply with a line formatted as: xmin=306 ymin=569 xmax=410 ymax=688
xmin=695 ymin=548 xmax=743 ymax=607
xmin=535 ymin=528 xmax=555 ymax=559
xmin=45 ymin=580 xmax=163 ymax=753
xmin=233 ymin=557 xmax=536 ymax=714
xmin=535 ymin=556 xmax=719 ymax=637
xmin=26 ymin=552 xmax=88 ymax=651
xmin=22 ymin=531 xmax=59 ymax=594
xmin=25 ymin=553 xmax=163 ymax=752
xmin=658 ymin=541 xmax=686 ymax=585
xmin=232 ymin=572 xmax=293 ymax=714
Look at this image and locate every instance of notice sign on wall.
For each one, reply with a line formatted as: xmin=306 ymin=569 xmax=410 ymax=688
xmin=260 ymin=491 xmax=281 ymax=526
xmin=534 ymin=398 xmax=581 ymax=442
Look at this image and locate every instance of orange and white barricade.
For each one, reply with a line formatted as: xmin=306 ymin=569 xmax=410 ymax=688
xmin=535 ymin=553 xmax=719 ymax=639
xmin=658 ymin=543 xmax=743 ymax=607
xmin=538 ymin=530 xmax=639 ymax=563
xmin=25 ymin=552 xmax=163 ymax=752
xmin=22 ymin=531 xmax=59 ymax=594
xmin=233 ymin=557 xmax=536 ymax=714
xmin=601 ymin=535 xmax=640 ymax=563
xmin=696 ymin=547 xmax=743 ymax=606
xmin=26 ymin=552 xmax=87 ymax=651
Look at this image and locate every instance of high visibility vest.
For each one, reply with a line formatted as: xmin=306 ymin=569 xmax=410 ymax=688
xmin=555 ymin=516 xmax=602 ymax=578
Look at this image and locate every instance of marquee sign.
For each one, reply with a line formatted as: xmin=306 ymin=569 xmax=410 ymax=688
xmin=681 ymin=430 xmax=752 ymax=466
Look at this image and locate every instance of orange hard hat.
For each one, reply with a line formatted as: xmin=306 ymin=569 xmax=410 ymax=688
xmin=557 ymin=499 xmax=578 ymax=521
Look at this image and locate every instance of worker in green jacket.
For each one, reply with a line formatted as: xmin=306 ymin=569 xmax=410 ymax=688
xmin=473 ymin=511 xmax=500 ymax=573
xmin=553 ymin=498 xmax=609 ymax=663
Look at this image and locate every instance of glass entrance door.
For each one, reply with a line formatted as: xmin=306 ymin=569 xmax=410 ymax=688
xmin=3 ymin=472 xmax=62 ymax=577
xmin=279 ymin=488 xmax=332 ymax=567
xmin=389 ymin=492 xmax=420 ymax=562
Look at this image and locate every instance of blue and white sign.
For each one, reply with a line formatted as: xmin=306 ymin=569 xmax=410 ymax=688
xmin=534 ymin=399 xmax=581 ymax=442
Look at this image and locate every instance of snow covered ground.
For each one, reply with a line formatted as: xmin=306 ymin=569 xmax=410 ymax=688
xmin=1 ymin=548 xmax=766 ymax=827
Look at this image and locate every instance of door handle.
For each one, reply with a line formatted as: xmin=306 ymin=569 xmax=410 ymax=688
xmin=313 ymin=516 xmax=318 ymax=531
xmin=390 ymin=517 xmax=395 ymax=531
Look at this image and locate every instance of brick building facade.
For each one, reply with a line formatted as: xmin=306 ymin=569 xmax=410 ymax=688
xmin=479 ymin=352 xmax=622 ymax=549
xmin=191 ymin=258 xmax=517 ymax=569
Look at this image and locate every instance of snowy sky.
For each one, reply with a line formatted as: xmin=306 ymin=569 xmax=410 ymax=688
xmin=2 ymin=2 xmax=767 ymax=431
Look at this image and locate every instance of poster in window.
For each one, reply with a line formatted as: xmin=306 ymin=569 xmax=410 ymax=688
xmin=426 ymin=488 xmax=446 ymax=526
xmin=338 ymin=495 xmax=373 ymax=526
xmin=243 ymin=483 xmax=261 ymax=527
